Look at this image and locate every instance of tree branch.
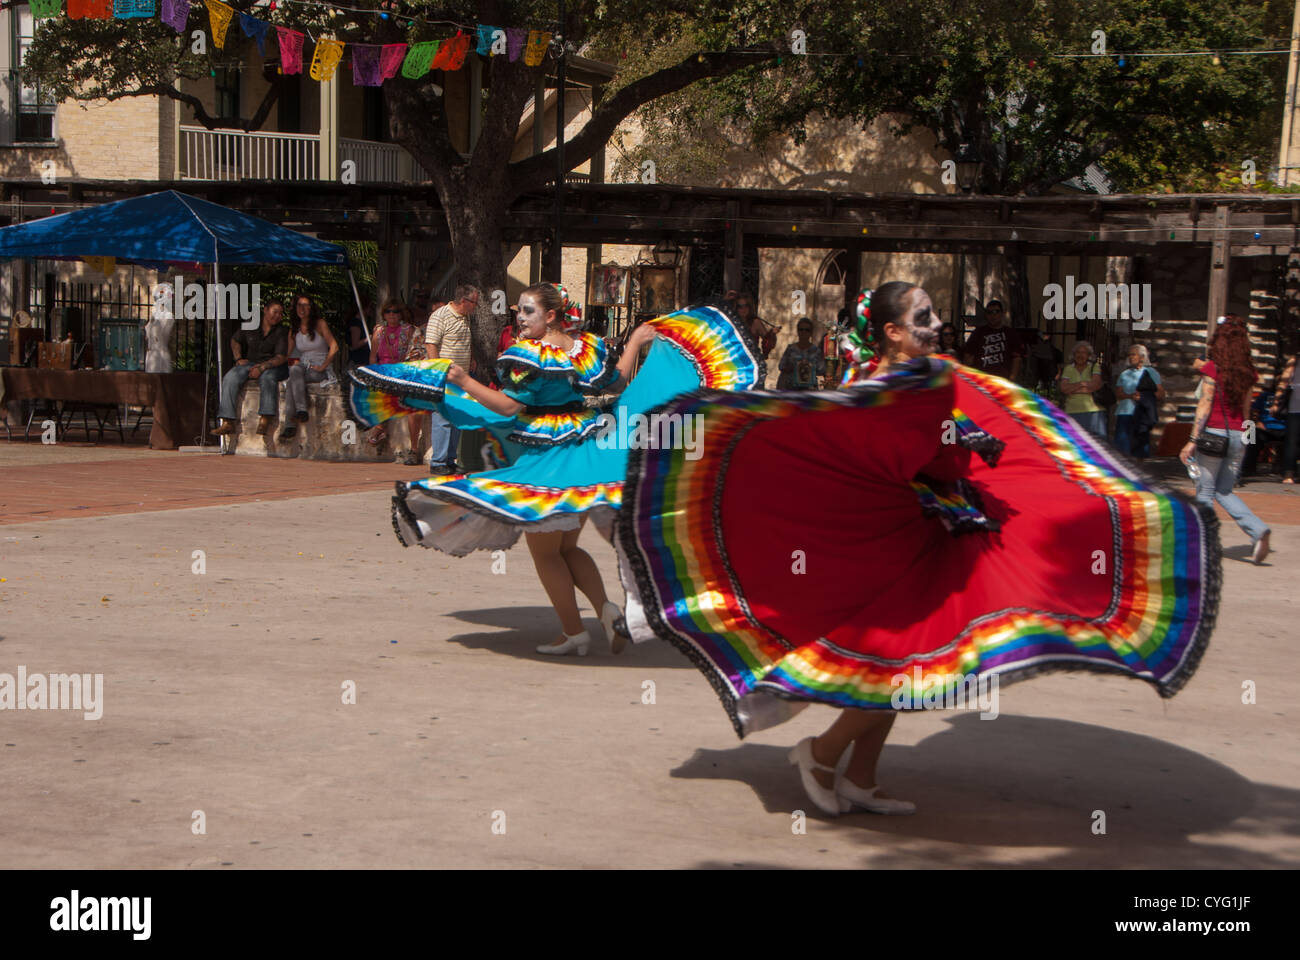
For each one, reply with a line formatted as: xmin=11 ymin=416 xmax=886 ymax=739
xmin=507 ymin=44 xmax=781 ymax=194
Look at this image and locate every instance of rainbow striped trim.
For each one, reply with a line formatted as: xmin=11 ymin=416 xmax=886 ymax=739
xmin=510 ymin=407 xmax=603 ymax=445
xmin=643 ymin=305 xmax=764 ymax=391
xmin=348 ymin=358 xmax=452 ymax=428
xmin=619 ymin=356 xmax=1219 ymax=738
xmin=497 ymin=332 xmax=618 ymax=391
xmin=409 ymin=474 xmax=623 ymax=524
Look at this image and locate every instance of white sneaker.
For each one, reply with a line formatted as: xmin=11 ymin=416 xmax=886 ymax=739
xmin=1252 ymin=531 xmax=1271 ymax=565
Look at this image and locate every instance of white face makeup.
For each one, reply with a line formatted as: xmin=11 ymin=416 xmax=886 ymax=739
xmin=515 ymin=293 xmax=552 ymax=340
xmin=894 ymin=288 xmax=941 ymax=358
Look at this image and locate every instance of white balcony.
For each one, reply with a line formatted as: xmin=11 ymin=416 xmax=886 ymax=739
xmin=178 ymin=125 xmax=431 ymax=183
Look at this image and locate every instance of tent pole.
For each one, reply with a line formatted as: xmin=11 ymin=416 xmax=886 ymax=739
xmin=348 ymin=268 xmax=371 ymax=347
xmin=212 ymin=260 xmax=223 ymax=449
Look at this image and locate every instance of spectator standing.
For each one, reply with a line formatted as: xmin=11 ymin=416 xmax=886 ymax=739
xmin=727 ymin=290 xmax=778 ymax=360
xmin=938 ymin=322 xmax=961 ymax=357
xmin=364 ymin=300 xmax=420 ymax=464
xmin=777 ymin=317 xmax=826 ymax=390
xmin=962 ymin=300 xmax=1024 ymax=380
xmin=1180 ymin=315 xmax=1270 ymax=563
xmin=1058 ymin=341 xmax=1105 ymax=438
xmin=215 ymin=300 xmax=288 ymax=437
xmin=425 ymin=284 xmax=480 ymax=475
xmin=1114 ymin=345 xmax=1163 ymax=457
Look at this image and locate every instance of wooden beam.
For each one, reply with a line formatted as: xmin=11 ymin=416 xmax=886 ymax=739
xmin=1207 ymin=204 xmax=1231 ymax=337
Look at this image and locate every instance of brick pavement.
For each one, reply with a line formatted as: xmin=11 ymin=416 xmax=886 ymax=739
xmin=0 ymin=444 xmax=423 ymax=524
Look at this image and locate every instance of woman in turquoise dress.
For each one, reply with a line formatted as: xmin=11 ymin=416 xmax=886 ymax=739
xmin=348 ymin=282 xmax=762 ymax=657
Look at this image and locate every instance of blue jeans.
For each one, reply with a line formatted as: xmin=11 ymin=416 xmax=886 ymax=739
xmin=1113 ymin=414 xmax=1133 ymax=455
xmin=1070 ymin=409 xmax=1106 ymax=439
xmin=219 ymin=362 xmax=287 ymax=419
xmin=428 ymin=409 xmax=460 ymax=469
xmin=1194 ymin=428 xmax=1269 ymax=543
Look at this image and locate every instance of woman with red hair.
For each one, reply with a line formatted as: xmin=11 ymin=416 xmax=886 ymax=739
xmin=1180 ymin=315 xmax=1270 ymax=563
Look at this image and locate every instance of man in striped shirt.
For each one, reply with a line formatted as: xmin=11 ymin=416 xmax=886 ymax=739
xmin=424 ymin=284 xmax=480 ymax=474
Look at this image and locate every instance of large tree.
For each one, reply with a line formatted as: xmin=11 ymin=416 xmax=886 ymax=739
xmin=21 ymin=0 xmax=1291 ymax=360
xmin=612 ymin=0 xmax=1293 ymax=319
xmin=20 ymin=0 xmax=801 ymax=366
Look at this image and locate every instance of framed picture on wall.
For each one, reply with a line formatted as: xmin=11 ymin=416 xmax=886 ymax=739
xmin=637 ymin=266 xmax=677 ymax=316
xmin=588 ymin=264 xmax=629 ymax=307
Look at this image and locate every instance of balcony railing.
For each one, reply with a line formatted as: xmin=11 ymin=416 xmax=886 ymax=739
xmin=179 ymin=126 xmax=320 ymax=181
xmin=179 ymin=126 xmax=431 ymax=183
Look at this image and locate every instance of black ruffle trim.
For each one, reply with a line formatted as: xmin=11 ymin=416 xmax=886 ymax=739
xmin=347 ymin=365 xmax=447 ymax=405
xmin=958 ymin=429 xmax=1006 ymax=468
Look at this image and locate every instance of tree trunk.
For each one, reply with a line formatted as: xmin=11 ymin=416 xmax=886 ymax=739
xmin=443 ymin=187 xmax=508 ymax=376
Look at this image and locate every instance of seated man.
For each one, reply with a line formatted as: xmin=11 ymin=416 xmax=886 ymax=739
xmin=214 ymin=301 xmax=289 ymax=437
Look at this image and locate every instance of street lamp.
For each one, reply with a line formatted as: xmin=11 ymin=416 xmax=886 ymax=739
xmin=953 ymin=138 xmax=982 ymax=194
xmin=652 ymin=237 xmax=681 ymax=268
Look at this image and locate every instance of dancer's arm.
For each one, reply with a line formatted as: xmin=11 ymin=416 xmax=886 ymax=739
xmin=447 ymin=363 xmax=523 ymax=416
xmin=606 ymin=325 xmax=658 ymax=394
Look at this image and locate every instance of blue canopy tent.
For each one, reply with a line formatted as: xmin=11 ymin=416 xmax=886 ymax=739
xmin=0 ymin=190 xmax=369 ymax=447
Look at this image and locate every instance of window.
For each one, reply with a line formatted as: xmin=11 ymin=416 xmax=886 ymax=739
xmin=14 ymin=6 xmax=56 ymax=141
xmin=278 ymin=75 xmax=300 ymax=133
xmin=214 ymin=67 xmax=240 ymax=122
xmin=362 ymin=87 xmax=386 ymax=141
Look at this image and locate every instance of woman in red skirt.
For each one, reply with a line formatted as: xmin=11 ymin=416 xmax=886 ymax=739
xmin=616 ymin=282 xmax=1220 ymax=818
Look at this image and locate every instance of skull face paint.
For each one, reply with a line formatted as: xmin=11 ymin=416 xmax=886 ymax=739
xmin=896 ymin=291 xmax=941 ymax=358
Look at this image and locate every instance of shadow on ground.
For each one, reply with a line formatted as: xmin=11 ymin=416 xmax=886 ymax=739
xmin=674 ymin=713 xmax=1299 ymax=868
xmin=443 ymin=606 xmax=694 ymax=668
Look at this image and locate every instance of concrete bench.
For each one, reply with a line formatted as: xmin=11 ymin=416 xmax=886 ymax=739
xmin=230 ymin=378 xmax=411 ymax=461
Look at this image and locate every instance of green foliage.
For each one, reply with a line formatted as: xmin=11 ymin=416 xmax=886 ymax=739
xmin=609 ymin=0 xmax=1293 ymax=196
xmin=228 ymin=241 xmax=376 ymax=340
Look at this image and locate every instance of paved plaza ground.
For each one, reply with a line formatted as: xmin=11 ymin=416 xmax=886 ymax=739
xmin=1 ymin=440 xmax=1298 ymax=868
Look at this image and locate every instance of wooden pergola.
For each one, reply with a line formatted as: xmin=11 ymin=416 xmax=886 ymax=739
xmin=5 ymin=179 xmax=1300 ymax=339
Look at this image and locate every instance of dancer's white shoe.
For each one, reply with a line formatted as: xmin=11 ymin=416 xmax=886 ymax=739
xmin=536 ymin=630 xmax=590 ymax=657
xmin=600 ymin=601 xmax=629 ymax=654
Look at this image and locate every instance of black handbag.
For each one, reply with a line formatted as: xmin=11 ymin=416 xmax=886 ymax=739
xmin=1193 ymin=387 xmax=1229 ymax=457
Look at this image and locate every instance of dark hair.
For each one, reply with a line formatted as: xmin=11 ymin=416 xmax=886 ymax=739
xmin=292 ymin=295 xmax=322 ymax=340
xmin=868 ymin=281 xmax=921 ymax=354
xmin=1208 ymin=314 xmax=1257 ymax=411
xmin=985 ymin=299 xmax=1004 ymax=311
xmin=796 ymin=316 xmax=814 ymax=330
xmin=521 ymin=282 xmax=566 ymax=323
xmin=453 ymin=284 xmax=480 ymax=304
xmin=939 ymin=321 xmax=958 ymax=345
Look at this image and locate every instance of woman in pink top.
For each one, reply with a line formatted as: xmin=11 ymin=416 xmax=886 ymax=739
xmin=1179 ymin=315 xmax=1270 ymax=562
xmin=366 ymin=300 xmax=420 ymax=464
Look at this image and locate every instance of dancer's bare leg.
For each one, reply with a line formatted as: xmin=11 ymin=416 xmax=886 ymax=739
xmin=526 ymin=529 xmax=585 ymax=640
xmin=810 ymin=709 xmax=897 ymax=792
xmin=559 ymin=521 xmax=608 ymax=612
